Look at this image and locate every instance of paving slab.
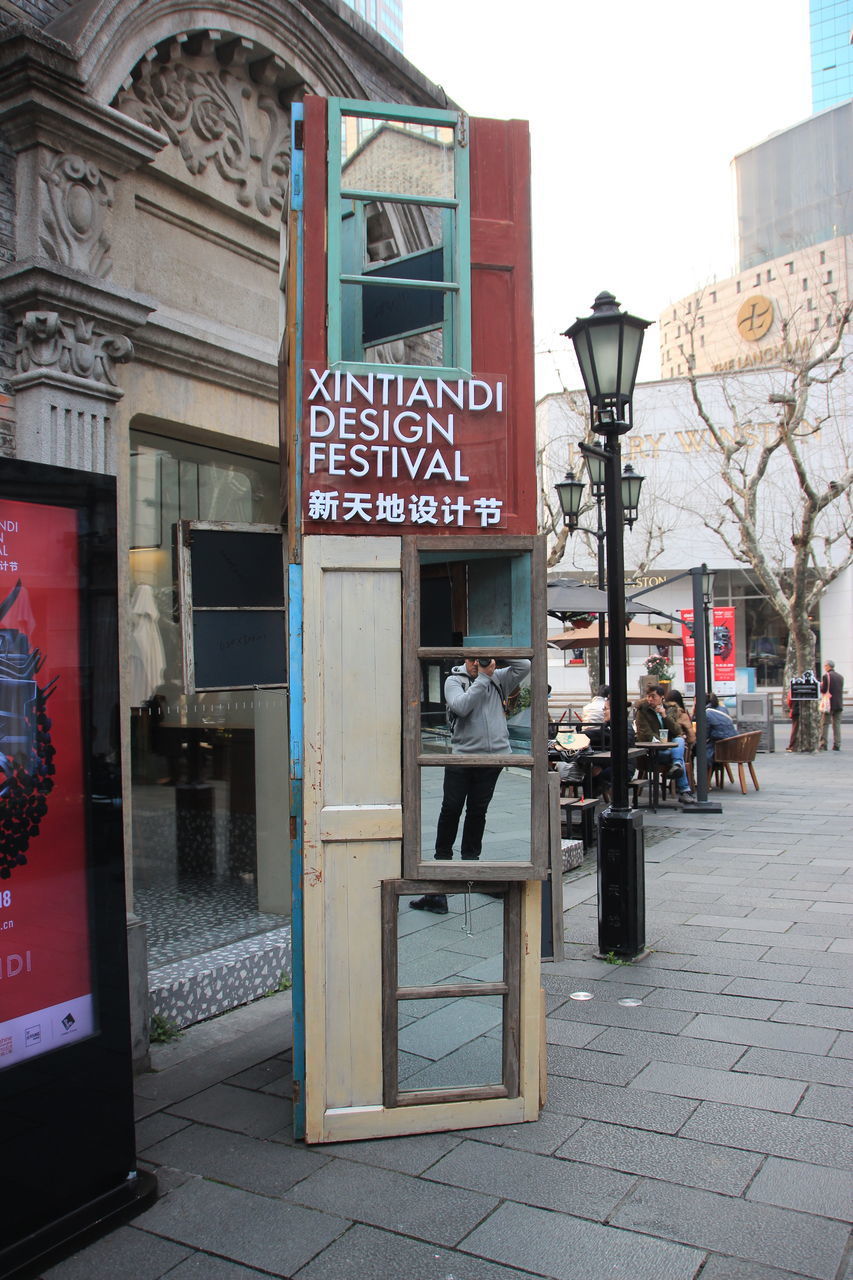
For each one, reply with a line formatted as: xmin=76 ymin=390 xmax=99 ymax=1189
xmin=629 ymin=1061 xmax=805 ymax=1112
xmin=611 ymin=1179 xmax=849 ymax=1279
xmin=458 ymin=1200 xmax=704 ymax=1280
xmin=546 ymin=1076 xmax=699 ymax=1133
xmin=746 ymin=1154 xmax=853 ymax=1221
xmin=130 ymin=1177 xmax=348 ymax=1275
xmin=794 ymin=1081 xmax=853 ymax=1123
xmin=680 ymin=1100 xmax=853 ymax=1169
xmin=41 ymin=1226 xmax=192 ymax=1279
xmin=294 ymin=1223 xmax=540 ymax=1280
xmin=547 ymin=1043 xmax=646 ymax=1085
xmin=282 ymin=1157 xmax=498 ymax=1246
xmin=680 ymin=1013 xmax=838 ymax=1055
xmin=734 ymin=1045 xmax=853 ymax=1087
xmin=555 ymin=1120 xmax=762 ymax=1195
xmin=142 ymin=1121 xmax=330 ymax=1195
xmin=425 ymin=1138 xmax=636 ymax=1219
xmin=165 ymin=1082 xmax=292 ymax=1138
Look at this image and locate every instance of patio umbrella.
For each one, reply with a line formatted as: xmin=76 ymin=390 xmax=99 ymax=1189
xmin=546 ymin=578 xmax=609 ymax=620
xmin=550 ymin=620 xmax=684 ymax=649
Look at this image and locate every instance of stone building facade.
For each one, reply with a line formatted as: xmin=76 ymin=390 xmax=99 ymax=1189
xmin=0 ymin=0 xmax=452 ymax=1063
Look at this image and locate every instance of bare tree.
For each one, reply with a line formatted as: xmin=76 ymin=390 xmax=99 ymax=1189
xmin=677 ymin=293 xmax=853 ymax=751
xmin=537 ymin=369 xmax=679 ymax=574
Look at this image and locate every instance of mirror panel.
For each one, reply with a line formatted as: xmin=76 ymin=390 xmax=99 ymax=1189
xmin=397 ymin=995 xmax=503 ymax=1092
xmin=397 ymin=890 xmax=505 ymax=988
xmin=418 ymin=659 xmax=531 ymax=755
xmin=418 ymin=552 xmax=532 ymax=648
xmin=341 ymin=115 xmax=455 ymax=199
xmin=420 ymin=765 xmax=531 ymax=865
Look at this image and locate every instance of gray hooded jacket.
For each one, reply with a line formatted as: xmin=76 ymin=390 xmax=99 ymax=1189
xmin=444 ymin=659 xmax=531 ymax=754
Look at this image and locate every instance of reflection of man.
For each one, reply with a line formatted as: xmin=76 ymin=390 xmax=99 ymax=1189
xmin=410 ymin=656 xmax=530 ymax=915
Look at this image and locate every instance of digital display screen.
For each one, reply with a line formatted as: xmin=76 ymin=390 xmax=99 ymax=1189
xmin=0 ymin=499 xmax=94 ymax=1069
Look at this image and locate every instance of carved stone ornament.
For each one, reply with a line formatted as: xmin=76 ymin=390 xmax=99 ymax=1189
xmin=17 ymin=311 xmax=134 ymax=386
xmin=39 ymin=154 xmax=114 ymax=278
xmin=114 ymin=35 xmax=291 ymax=218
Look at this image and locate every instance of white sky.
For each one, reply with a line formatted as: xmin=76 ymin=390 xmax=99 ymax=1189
xmin=403 ymin=0 xmax=813 ymax=389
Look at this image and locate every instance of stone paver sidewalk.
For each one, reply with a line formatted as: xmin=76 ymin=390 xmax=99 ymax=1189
xmin=42 ymin=735 xmax=852 ymax=1280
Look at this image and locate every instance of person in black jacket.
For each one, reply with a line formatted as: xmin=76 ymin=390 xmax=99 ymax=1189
xmin=819 ymin=660 xmax=844 ymax=751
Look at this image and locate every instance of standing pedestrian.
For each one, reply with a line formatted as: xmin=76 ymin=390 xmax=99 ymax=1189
xmin=819 ymin=660 xmax=844 ymax=751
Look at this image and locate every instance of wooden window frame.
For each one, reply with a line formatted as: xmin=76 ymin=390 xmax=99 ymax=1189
xmin=327 ymin=98 xmax=472 ymax=378
xmin=402 ymin=534 xmax=548 ymax=882
xmin=381 ymin=879 xmax=521 ymax=1107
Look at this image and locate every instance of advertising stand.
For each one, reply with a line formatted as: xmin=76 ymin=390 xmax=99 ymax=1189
xmin=0 ymin=460 xmax=154 ymax=1277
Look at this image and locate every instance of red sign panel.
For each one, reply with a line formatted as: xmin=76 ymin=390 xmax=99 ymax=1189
xmin=0 ymin=500 xmax=93 ymax=1070
xmin=302 ymin=367 xmax=509 ymax=534
xmin=712 ymin=606 xmax=736 ymax=687
xmin=681 ymin=606 xmax=737 ymax=693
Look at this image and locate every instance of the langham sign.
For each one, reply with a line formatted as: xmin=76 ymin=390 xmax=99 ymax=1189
xmin=302 ymin=367 xmax=509 ymax=534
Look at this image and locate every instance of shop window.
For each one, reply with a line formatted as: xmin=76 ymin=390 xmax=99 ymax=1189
xmin=128 ymin=433 xmax=289 ymax=976
xmin=328 ymin=100 xmax=471 ymax=377
xmin=381 ymin=880 xmax=521 ymax=1105
xmin=402 ymin=536 xmax=547 ymax=882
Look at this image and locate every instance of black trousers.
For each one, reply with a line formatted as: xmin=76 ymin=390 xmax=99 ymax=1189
xmin=435 ymin=764 xmax=502 ymax=860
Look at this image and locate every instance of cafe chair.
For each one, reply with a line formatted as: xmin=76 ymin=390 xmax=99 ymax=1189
xmin=708 ymin=730 xmax=762 ymax=794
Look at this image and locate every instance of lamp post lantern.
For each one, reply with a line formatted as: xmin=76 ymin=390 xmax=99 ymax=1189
xmin=563 ymin=292 xmax=651 ymax=958
xmin=556 ymin=456 xmax=645 ymax=685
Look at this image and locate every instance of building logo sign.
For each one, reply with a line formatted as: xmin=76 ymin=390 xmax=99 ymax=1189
xmin=736 ymin=295 xmax=774 ymax=342
xmin=302 ymin=368 xmax=508 ymax=534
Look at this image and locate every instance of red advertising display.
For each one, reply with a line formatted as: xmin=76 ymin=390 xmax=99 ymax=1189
xmin=712 ymin=606 xmax=736 ymax=688
xmin=680 ymin=608 xmax=696 ymax=684
xmin=302 ymin=368 xmax=509 ymax=534
xmin=681 ymin=606 xmax=737 ymax=693
xmin=0 ymin=499 xmax=93 ymax=1069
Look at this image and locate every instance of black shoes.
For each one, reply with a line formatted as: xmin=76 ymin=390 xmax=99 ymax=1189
xmin=667 ymin=763 xmax=684 ymax=779
xmin=409 ymin=894 xmax=448 ymax=915
xmin=678 ymin=791 xmax=697 ymax=805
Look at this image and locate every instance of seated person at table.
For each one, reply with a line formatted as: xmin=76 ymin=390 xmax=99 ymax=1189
xmin=580 ymin=684 xmax=609 ymax=747
xmin=592 ymin=698 xmax=637 ymax=794
xmin=704 ymin=693 xmax=738 ymax=763
xmin=665 ymin=689 xmax=696 ymax=746
xmin=634 ymin=684 xmax=696 ymax=805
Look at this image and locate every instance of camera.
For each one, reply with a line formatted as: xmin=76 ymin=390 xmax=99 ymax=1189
xmin=478 ymin=657 xmax=493 ymax=667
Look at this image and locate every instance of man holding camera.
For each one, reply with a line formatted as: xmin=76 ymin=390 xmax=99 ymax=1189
xmin=410 ymin=655 xmax=530 ymax=914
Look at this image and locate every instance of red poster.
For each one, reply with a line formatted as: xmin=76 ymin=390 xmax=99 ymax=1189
xmin=680 ymin=609 xmax=695 ymax=683
xmin=712 ymin=606 xmax=736 ymax=689
xmin=302 ymin=368 xmax=509 ymax=534
xmin=0 ymin=500 xmax=93 ymax=1069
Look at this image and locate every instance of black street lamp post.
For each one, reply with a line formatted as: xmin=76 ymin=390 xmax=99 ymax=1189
xmin=561 ymin=291 xmax=651 ymax=959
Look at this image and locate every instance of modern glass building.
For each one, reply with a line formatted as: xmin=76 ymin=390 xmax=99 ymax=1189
xmin=811 ymin=0 xmax=853 ymax=111
xmin=342 ymin=0 xmax=404 ymax=51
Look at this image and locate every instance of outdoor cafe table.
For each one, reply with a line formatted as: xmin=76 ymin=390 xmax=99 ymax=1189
xmin=578 ymin=747 xmax=647 ymax=800
xmin=634 ymin=739 xmax=682 ymax=811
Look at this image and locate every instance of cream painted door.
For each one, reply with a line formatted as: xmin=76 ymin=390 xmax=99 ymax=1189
xmin=300 ymin=534 xmax=542 ymax=1143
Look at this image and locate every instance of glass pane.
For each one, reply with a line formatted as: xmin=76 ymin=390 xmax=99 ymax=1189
xmin=420 ymin=764 xmax=531 ymax=864
xmin=192 ymin=611 xmax=285 ymax=689
xmin=190 ymin=531 xmax=284 ymax=609
xmin=418 ymin=553 xmax=532 ymax=648
xmin=341 ymin=114 xmax=455 ymax=199
xmin=342 ymin=282 xmax=446 ymax=366
xmin=418 ymin=657 xmax=532 ymax=756
xmin=397 ymin=995 xmax=503 ymax=1091
xmin=361 ymin=200 xmax=446 ymax=270
xmin=398 ymin=891 xmax=505 ymax=988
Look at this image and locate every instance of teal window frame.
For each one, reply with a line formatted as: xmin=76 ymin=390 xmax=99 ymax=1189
xmin=327 ymin=98 xmax=472 ymax=378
